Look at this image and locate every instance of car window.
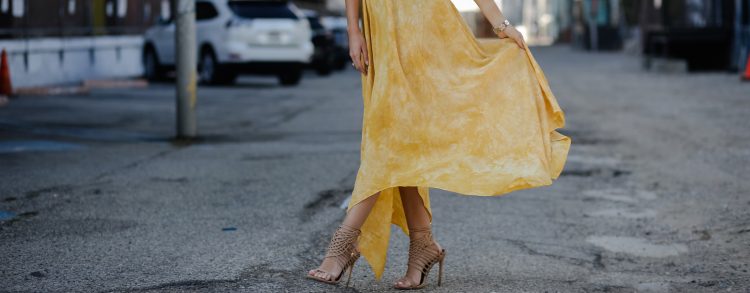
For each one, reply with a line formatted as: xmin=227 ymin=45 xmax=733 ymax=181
xmin=196 ymin=2 xmax=219 ymax=21
xmin=228 ymin=1 xmax=298 ymax=19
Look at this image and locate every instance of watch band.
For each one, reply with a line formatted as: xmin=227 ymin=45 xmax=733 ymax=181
xmin=492 ymin=19 xmax=511 ymax=35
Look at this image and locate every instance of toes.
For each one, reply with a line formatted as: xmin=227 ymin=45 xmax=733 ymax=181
xmin=310 ymin=269 xmax=322 ymax=278
xmin=394 ymin=277 xmax=412 ymax=288
xmin=308 ymin=268 xmax=337 ymax=282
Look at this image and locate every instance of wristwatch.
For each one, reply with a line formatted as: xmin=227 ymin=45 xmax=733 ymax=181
xmin=492 ymin=19 xmax=511 ymax=35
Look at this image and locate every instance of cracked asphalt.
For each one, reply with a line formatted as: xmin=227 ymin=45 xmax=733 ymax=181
xmin=1 ymin=45 xmax=749 ymax=292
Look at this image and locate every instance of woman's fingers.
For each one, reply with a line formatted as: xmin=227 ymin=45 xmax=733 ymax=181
xmin=350 ymin=51 xmax=363 ymax=73
xmin=348 ymin=32 xmax=368 ymax=74
xmin=357 ymin=52 xmax=365 ymax=74
xmin=362 ymin=45 xmax=369 ymax=74
xmin=514 ymin=35 xmax=524 ymax=49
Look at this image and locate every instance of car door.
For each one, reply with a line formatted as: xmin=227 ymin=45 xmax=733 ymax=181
xmin=152 ymin=18 xmax=176 ymax=65
xmin=195 ymin=1 xmax=225 ymax=61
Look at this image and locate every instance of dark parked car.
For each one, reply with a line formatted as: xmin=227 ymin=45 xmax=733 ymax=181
xmin=321 ymin=16 xmax=350 ymax=70
xmin=302 ymin=9 xmax=337 ymax=75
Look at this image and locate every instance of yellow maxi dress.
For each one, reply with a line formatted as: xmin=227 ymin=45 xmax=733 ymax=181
xmin=348 ymin=0 xmax=571 ymax=280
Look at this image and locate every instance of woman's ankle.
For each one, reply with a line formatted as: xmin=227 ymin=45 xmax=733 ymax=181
xmin=339 ymin=223 xmax=360 ymax=231
xmin=408 ymin=225 xmax=431 ymax=237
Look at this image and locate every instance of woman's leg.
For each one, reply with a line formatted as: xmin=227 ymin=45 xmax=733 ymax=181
xmin=341 ymin=191 xmax=380 ymax=229
xmin=395 ymin=186 xmax=443 ymax=288
xmin=308 ymin=191 xmax=380 ymax=280
xmin=399 ymin=186 xmax=431 ymax=228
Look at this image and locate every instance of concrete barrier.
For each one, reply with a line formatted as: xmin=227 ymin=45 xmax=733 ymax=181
xmin=0 ymin=36 xmax=144 ymax=88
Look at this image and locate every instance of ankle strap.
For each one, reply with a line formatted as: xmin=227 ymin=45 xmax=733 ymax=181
xmin=324 ymin=225 xmax=361 ymax=269
xmin=339 ymin=223 xmax=361 ymax=233
xmin=409 ymin=225 xmax=431 ymax=233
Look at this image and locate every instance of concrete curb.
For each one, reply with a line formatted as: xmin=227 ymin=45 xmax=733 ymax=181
xmin=83 ymin=79 xmax=149 ymax=89
xmin=14 ymin=85 xmax=89 ymax=96
xmin=12 ymin=78 xmax=149 ymax=96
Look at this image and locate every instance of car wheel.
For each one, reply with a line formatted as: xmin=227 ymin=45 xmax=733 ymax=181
xmin=199 ymin=49 xmax=236 ymax=85
xmin=198 ymin=50 xmax=217 ymax=85
xmin=315 ymin=56 xmax=333 ymax=76
xmin=333 ymin=49 xmax=348 ymax=71
xmin=334 ymin=55 xmax=347 ymax=71
xmin=278 ymin=70 xmax=302 ymax=86
xmin=315 ymin=64 xmax=332 ymax=76
xmin=143 ymin=47 xmax=162 ymax=81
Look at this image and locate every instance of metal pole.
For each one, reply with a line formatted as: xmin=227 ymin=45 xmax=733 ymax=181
xmin=175 ymin=0 xmax=197 ymax=138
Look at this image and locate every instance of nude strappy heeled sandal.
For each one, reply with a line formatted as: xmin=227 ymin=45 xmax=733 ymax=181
xmin=394 ymin=225 xmax=447 ymax=290
xmin=306 ymin=224 xmax=361 ymax=287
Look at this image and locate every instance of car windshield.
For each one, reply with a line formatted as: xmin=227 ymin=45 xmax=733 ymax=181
xmin=228 ymin=1 xmax=298 ymax=19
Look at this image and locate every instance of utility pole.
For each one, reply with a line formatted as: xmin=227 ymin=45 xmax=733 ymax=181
xmin=175 ymin=0 xmax=197 ymax=138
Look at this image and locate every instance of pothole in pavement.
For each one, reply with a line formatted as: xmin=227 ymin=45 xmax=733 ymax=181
xmin=562 ymin=167 xmax=631 ymax=178
xmin=586 ymin=235 xmax=688 ymax=258
xmin=298 ymin=188 xmax=352 ymax=222
xmin=0 ymin=210 xmax=39 ymax=228
xmin=562 ymin=152 xmax=630 ymax=178
xmin=24 ymin=185 xmax=73 ymax=200
xmin=560 ymin=130 xmax=620 ymax=145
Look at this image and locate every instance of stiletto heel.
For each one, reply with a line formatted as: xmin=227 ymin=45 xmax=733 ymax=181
xmin=306 ymin=225 xmax=361 ymax=287
xmin=394 ymin=226 xmax=447 ymax=290
xmin=437 ymin=250 xmax=445 ymax=286
xmin=344 ymin=257 xmax=357 ymax=287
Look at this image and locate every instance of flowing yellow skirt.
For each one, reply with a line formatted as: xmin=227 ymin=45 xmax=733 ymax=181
xmin=348 ymin=0 xmax=571 ymax=280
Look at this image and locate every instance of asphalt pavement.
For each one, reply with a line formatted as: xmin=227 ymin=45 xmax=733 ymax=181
xmin=1 ymin=45 xmax=748 ymax=292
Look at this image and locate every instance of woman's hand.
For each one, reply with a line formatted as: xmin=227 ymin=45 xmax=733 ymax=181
xmin=349 ymin=30 xmax=369 ymax=74
xmin=497 ymin=26 xmax=525 ymax=49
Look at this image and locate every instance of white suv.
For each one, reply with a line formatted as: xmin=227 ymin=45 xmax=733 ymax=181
xmin=143 ymin=0 xmax=314 ymax=86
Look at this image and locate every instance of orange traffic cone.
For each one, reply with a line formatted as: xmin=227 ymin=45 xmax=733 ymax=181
xmin=743 ymin=54 xmax=750 ymax=81
xmin=0 ymin=49 xmax=12 ymax=96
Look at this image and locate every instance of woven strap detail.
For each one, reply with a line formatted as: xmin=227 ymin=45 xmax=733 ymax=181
xmin=407 ymin=226 xmax=440 ymax=275
xmin=323 ymin=225 xmax=361 ymax=270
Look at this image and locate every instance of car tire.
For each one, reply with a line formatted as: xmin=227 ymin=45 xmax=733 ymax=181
xmin=334 ymin=55 xmax=347 ymax=71
xmin=315 ymin=54 xmax=334 ymax=76
xmin=143 ymin=47 xmax=163 ymax=81
xmin=278 ymin=69 xmax=302 ymax=86
xmin=333 ymin=48 xmax=349 ymax=71
xmin=199 ymin=48 xmax=234 ymax=85
xmin=315 ymin=63 xmax=332 ymax=76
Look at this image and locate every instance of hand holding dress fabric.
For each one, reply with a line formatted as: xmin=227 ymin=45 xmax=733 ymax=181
xmin=497 ymin=25 xmax=526 ymax=49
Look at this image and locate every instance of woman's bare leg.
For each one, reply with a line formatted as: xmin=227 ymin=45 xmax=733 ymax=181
xmin=341 ymin=191 xmax=380 ymax=229
xmin=399 ymin=186 xmax=431 ymax=228
xmin=395 ymin=186 xmax=442 ymax=288
xmin=308 ymin=191 xmax=380 ymax=280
